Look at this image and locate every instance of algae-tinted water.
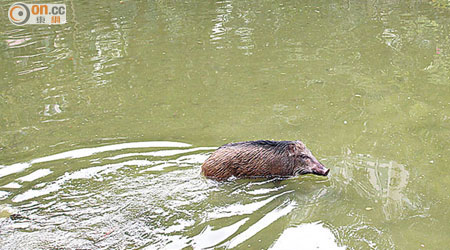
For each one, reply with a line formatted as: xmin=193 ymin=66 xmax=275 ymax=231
xmin=1 ymin=0 xmax=449 ymax=249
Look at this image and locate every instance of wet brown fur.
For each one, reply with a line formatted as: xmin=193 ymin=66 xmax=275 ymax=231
xmin=201 ymin=140 xmax=328 ymax=180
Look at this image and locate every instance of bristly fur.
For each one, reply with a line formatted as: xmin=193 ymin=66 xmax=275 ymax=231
xmin=203 ymin=140 xmax=300 ymax=180
xmin=220 ymin=140 xmax=293 ymax=155
xmin=202 ymin=140 xmax=328 ymax=180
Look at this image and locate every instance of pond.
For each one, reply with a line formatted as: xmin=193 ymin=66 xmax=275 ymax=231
xmin=1 ymin=0 xmax=449 ymax=249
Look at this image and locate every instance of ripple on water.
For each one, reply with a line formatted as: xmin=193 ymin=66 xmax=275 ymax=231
xmin=0 ymin=141 xmax=421 ymax=249
xmin=270 ymin=222 xmax=346 ymax=250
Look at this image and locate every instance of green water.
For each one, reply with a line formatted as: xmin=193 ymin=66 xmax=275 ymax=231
xmin=1 ymin=0 xmax=449 ymax=249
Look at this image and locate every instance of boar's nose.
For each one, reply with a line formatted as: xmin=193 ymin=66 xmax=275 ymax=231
xmin=313 ymin=165 xmax=329 ymax=176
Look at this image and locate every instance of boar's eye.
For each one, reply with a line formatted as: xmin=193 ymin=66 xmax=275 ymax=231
xmin=299 ymin=154 xmax=309 ymax=159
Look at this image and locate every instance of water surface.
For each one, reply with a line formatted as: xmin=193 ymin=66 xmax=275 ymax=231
xmin=1 ymin=0 xmax=449 ymax=249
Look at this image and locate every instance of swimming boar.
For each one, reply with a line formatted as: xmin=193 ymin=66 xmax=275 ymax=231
xmin=201 ymin=140 xmax=329 ymax=180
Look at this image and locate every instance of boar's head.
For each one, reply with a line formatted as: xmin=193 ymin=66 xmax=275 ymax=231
xmin=288 ymin=141 xmax=330 ymax=176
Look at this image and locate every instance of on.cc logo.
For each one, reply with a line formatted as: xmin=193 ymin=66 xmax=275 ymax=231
xmin=9 ymin=3 xmax=30 ymax=25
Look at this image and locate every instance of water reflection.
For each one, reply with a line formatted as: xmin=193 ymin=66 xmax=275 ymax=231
xmin=3 ymin=28 xmax=53 ymax=75
xmin=334 ymin=154 xmax=411 ymax=221
xmin=0 ymin=141 xmax=433 ymax=249
xmin=191 ymin=218 xmax=249 ymax=249
xmin=270 ymin=222 xmax=345 ymax=250
xmin=90 ymin=21 xmax=128 ymax=86
xmin=0 ymin=141 xmax=191 ymax=180
xmin=1 ymin=0 xmax=449 ymax=249
xmin=210 ymin=0 xmax=233 ymax=48
xmin=380 ymin=28 xmax=401 ymax=52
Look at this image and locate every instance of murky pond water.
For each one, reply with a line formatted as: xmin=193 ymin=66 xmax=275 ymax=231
xmin=1 ymin=0 xmax=449 ymax=249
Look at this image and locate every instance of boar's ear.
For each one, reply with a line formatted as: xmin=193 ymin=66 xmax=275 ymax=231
xmin=296 ymin=140 xmax=305 ymax=147
xmin=287 ymin=144 xmax=298 ymax=156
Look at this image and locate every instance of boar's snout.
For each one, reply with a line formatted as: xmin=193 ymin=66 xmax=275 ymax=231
xmin=312 ymin=164 xmax=330 ymax=176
